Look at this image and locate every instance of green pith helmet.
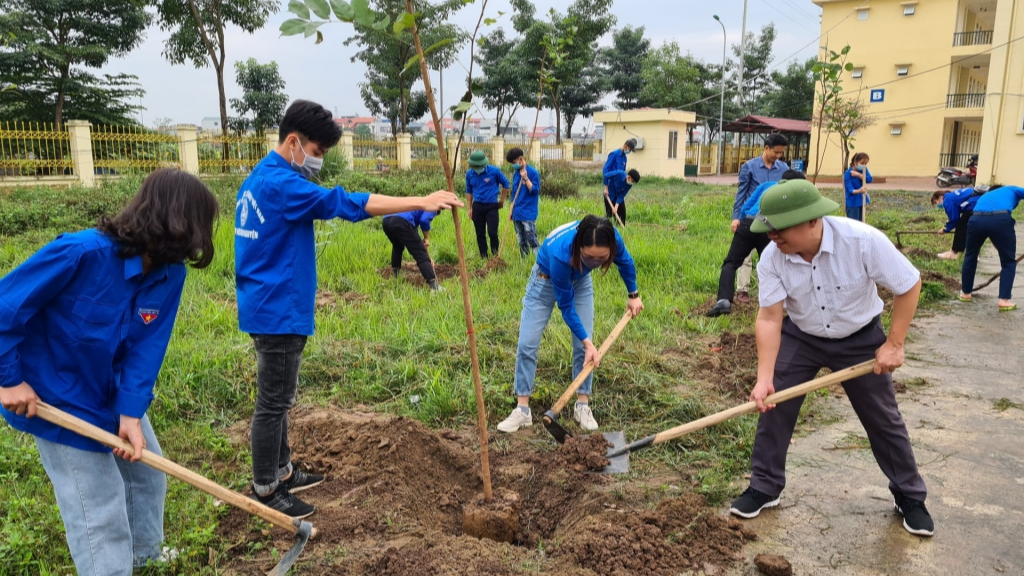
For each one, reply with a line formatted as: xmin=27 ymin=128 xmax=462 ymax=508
xmin=750 ymin=179 xmax=840 ymax=233
xmin=468 ymin=150 xmax=489 ymax=173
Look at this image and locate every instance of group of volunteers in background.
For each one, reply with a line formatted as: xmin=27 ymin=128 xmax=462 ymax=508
xmin=11 ymin=95 xmax=1024 ymax=573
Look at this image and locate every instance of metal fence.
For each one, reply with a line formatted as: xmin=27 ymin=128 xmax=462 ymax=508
xmin=540 ymin=143 xmax=564 ymax=162
xmin=91 ymin=124 xmax=180 ymax=175
xmin=197 ymin=132 xmax=265 ymax=174
xmin=459 ymin=142 xmax=491 ymax=168
xmin=573 ymin=140 xmax=595 ymax=161
xmin=0 ymin=121 xmax=75 ymax=177
xmin=953 ymin=30 xmax=993 ymax=47
xmin=502 ymin=137 xmax=529 ymax=161
xmin=352 ymin=135 xmax=398 ymax=172
xmin=939 ymin=153 xmax=976 ymax=168
xmin=946 ymin=93 xmax=986 ymax=108
xmin=410 ymin=138 xmax=440 ymax=170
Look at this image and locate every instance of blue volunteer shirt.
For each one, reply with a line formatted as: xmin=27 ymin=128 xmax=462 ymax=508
xmin=386 ymin=210 xmax=436 ymax=233
xmin=511 ymin=164 xmax=541 ymax=221
xmin=734 ymin=156 xmax=789 ymax=219
xmin=0 ymin=230 xmax=185 ymax=452
xmin=603 ymin=148 xmax=628 ymax=186
xmin=605 ymin=170 xmax=633 ymax=205
xmin=235 ymin=151 xmax=372 ymax=336
xmin=973 ymin=186 xmax=1024 ymax=213
xmin=465 ymin=165 xmax=509 ymax=204
xmin=844 ymin=167 xmax=874 ymax=207
xmin=941 ymin=188 xmax=980 ymax=232
xmin=740 ymin=181 xmax=779 ymax=220
xmin=535 ymin=221 xmax=638 ymax=342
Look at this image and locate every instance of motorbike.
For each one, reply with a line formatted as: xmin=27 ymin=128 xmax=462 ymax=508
xmin=935 ymin=164 xmax=977 ymax=188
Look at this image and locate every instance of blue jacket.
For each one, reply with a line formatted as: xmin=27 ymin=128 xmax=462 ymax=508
xmin=0 ymin=230 xmax=185 ymax=452
xmin=535 ymin=221 xmax=638 ymax=342
xmin=465 ymin=165 xmax=509 ymax=204
xmin=735 ymin=156 xmax=789 ymax=219
xmin=510 ymin=164 xmax=541 ymax=222
xmin=844 ymin=166 xmax=874 ymax=207
xmin=605 ymin=170 xmax=633 ymax=205
xmin=603 ymin=148 xmax=628 ymax=186
xmin=941 ymin=188 xmax=980 ymax=232
xmin=386 ymin=210 xmax=436 ymax=233
xmin=974 ymin=186 xmax=1024 ymax=213
xmin=235 ymin=151 xmax=371 ymax=336
xmin=740 ymin=181 xmax=779 ymax=220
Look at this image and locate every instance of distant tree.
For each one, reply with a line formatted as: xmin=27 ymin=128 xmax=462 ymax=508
xmin=640 ymin=41 xmax=717 ymax=143
xmin=0 ymin=0 xmax=150 ymax=127
xmin=762 ymin=57 xmax=815 ymax=120
xmin=359 ymin=71 xmax=430 ymax=137
xmin=477 ymin=28 xmax=532 ymax=136
xmin=810 ymin=45 xmax=854 ymax=183
xmin=354 ymin=124 xmax=373 ymax=137
xmin=560 ymin=60 xmax=607 ymax=139
xmin=601 ymin=26 xmax=650 ymax=110
xmin=732 ymin=23 xmax=777 ymax=115
xmin=229 ymin=58 xmax=288 ymax=136
xmin=155 ymin=0 xmax=279 ymax=139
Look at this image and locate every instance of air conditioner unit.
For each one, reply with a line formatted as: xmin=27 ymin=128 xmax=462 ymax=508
xmin=632 ymin=137 xmax=645 ymax=151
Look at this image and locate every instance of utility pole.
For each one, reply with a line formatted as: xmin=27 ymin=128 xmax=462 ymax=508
xmin=734 ymin=0 xmax=748 ymax=150
xmin=713 ymin=15 xmax=727 ymax=176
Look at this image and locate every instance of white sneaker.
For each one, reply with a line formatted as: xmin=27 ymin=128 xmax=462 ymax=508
xmin=158 ymin=547 xmax=180 ymax=563
xmin=573 ymin=404 xmax=599 ymax=431
xmin=937 ymin=251 xmax=959 ymax=260
xmin=497 ymin=408 xmax=532 ymax=433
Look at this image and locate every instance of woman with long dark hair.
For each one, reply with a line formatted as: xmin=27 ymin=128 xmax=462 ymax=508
xmin=0 ymin=169 xmax=218 ymax=574
xmin=497 ymin=215 xmax=644 ymax=433
xmin=844 ymin=152 xmax=873 ymax=221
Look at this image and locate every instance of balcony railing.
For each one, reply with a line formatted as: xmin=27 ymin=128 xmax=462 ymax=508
xmin=946 ymin=93 xmax=986 ymax=108
xmin=939 ymin=153 xmax=976 ymax=168
xmin=953 ymin=30 xmax=993 ymax=47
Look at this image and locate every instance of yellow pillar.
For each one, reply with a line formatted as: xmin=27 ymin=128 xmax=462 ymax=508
xmin=562 ymin=140 xmax=574 ymax=163
xmin=265 ymin=129 xmax=279 ymax=158
xmin=176 ymin=124 xmax=199 ymax=174
xmin=341 ymin=132 xmax=354 ymax=168
xmin=594 ymin=139 xmax=603 ymax=155
xmin=529 ymin=139 xmax=542 ymax=166
xmin=491 ymin=137 xmax=505 ymax=166
xmin=447 ymin=136 xmax=461 ymax=172
xmin=66 ymin=120 xmax=95 ymax=188
xmin=397 ymin=133 xmax=412 ymax=170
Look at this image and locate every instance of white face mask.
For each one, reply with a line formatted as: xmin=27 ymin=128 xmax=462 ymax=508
xmin=290 ymin=141 xmax=323 ymax=180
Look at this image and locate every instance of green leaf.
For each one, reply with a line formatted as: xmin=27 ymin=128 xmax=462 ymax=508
xmin=484 ymin=18 xmax=497 ymax=25
xmin=304 ymin=21 xmax=325 ymax=38
xmin=844 ymin=63 xmax=854 ymax=71
xmin=288 ymin=0 xmax=310 ymax=19
xmin=330 ymin=0 xmax=355 ymax=20
xmin=352 ymin=0 xmax=373 ymax=25
xmin=393 ymin=12 xmax=416 ymax=34
xmin=372 ymin=16 xmax=390 ymax=31
xmin=403 ymin=54 xmax=422 ymax=74
xmin=422 ymin=37 xmax=453 ymax=57
xmin=280 ymin=18 xmax=309 ymax=36
xmin=841 ymin=45 xmax=851 ymax=55
xmin=316 ymin=30 xmax=324 ymax=44
xmin=306 ymin=0 xmax=330 ymax=19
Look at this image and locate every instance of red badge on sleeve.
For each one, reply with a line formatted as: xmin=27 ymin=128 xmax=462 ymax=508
xmin=138 ymin=308 xmax=159 ymax=324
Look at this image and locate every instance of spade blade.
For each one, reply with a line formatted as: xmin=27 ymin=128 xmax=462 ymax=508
xmin=596 ymin=430 xmax=630 ymax=474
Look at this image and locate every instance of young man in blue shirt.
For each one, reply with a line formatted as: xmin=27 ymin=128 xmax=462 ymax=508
xmin=602 ymin=138 xmax=636 ymax=198
xmin=0 ymin=169 xmax=219 ymax=574
xmin=235 ymin=100 xmax=462 ymax=517
xmin=930 ymin=188 xmax=980 ymax=259
xmin=383 ymin=210 xmax=441 ymax=290
xmin=958 ymin=185 xmax=1024 ymax=311
xmin=466 ymin=150 xmax=511 ymax=258
xmin=707 ymin=170 xmax=805 ymax=317
xmin=506 ymin=147 xmax=542 ymax=257
xmin=731 ymin=134 xmax=789 ymax=303
xmin=604 ymin=168 xmax=640 ymax=224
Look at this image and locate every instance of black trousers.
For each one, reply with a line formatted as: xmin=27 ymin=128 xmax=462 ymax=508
xmin=250 ymin=334 xmax=308 ymax=495
xmin=750 ymin=317 xmax=927 ymax=501
xmin=472 ymin=201 xmax=500 ymax=257
xmin=383 ymin=217 xmax=435 ymax=281
xmin=951 ymin=210 xmax=972 ymax=253
xmin=604 ymin=197 xmax=627 ymax=224
xmin=716 ymin=218 xmax=770 ymax=302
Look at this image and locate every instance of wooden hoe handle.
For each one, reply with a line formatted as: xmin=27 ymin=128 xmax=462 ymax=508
xmin=549 ymin=309 xmax=634 ymax=415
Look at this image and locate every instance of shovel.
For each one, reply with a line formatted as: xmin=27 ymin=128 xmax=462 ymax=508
xmin=599 ymin=360 xmax=877 ymax=474
xmin=35 ymin=401 xmax=315 ymax=576
xmin=541 ymin=309 xmax=633 ymax=444
xmin=894 ymin=230 xmax=937 ymax=249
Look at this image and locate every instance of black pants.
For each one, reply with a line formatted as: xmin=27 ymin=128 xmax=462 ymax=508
xmin=472 ymin=201 xmax=500 ymax=257
xmin=951 ymin=210 xmax=972 ymax=253
xmin=383 ymin=217 xmax=435 ymax=281
xmin=962 ymin=212 xmax=1017 ymax=299
xmin=716 ymin=218 xmax=770 ymax=302
xmin=749 ymin=317 xmax=927 ymax=501
xmin=250 ymin=334 xmax=308 ymax=495
xmin=604 ymin=197 xmax=627 ymax=224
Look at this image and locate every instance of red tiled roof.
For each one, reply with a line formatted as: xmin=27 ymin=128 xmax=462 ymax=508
xmin=723 ymin=115 xmax=811 ymax=134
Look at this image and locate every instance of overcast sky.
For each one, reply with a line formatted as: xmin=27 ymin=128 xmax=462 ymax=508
xmin=109 ymin=0 xmax=823 ymax=129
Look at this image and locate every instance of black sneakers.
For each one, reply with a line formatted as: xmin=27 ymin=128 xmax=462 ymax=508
xmin=894 ymin=493 xmax=934 ymax=537
xmin=253 ymin=487 xmax=316 ymax=519
xmin=279 ymin=468 xmax=325 ymax=494
xmin=729 ymin=487 xmax=781 ymax=519
xmin=705 ymin=299 xmax=732 ymax=317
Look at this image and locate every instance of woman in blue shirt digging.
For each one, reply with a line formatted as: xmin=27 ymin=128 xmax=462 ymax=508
xmin=0 ymin=169 xmax=219 ymax=575
xmin=497 ymin=216 xmax=644 ymax=434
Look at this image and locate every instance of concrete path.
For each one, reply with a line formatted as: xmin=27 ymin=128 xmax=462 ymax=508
xmin=726 ymin=235 xmax=1024 ymax=575
xmin=691 ymin=175 xmax=938 ymax=192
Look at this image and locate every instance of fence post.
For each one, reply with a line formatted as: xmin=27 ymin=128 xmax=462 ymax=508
xmin=447 ymin=136 xmax=461 ymax=172
xmin=66 ymin=120 xmax=95 ymax=188
xmin=562 ymin=140 xmax=573 ymax=163
xmin=265 ymin=129 xmax=279 ymax=158
xmin=342 ymin=132 xmax=354 ymax=167
xmin=397 ymin=133 xmax=412 ymax=170
xmin=491 ymin=136 xmax=504 ymax=166
xmin=594 ymin=139 xmax=603 ymax=155
xmin=176 ymin=124 xmax=200 ymax=174
xmin=529 ymin=139 xmax=542 ymax=166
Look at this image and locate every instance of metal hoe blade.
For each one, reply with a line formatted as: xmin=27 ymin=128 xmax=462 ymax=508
xmin=267 ymin=520 xmax=314 ymax=576
xmin=596 ymin=431 xmax=630 ymax=474
xmin=542 ymin=409 xmax=571 ymax=444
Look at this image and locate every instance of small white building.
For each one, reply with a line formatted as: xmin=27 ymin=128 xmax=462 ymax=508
xmin=200 ymin=117 xmax=223 ymax=134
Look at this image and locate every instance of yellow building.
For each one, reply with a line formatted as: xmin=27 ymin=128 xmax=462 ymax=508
xmin=810 ymin=0 xmax=1024 ymax=185
xmin=594 ymin=109 xmax=696 ymax=178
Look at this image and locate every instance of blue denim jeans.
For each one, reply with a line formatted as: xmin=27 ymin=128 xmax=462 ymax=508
xmin=514 ymin=265 xmax=595 ymax=397
xmin=845 ymin=205 xmax=863 ymax=221
xmin=513 ymin=220 xmax=540 ymax=257
xmin=35 ymin=415 xmax=166 ymax=575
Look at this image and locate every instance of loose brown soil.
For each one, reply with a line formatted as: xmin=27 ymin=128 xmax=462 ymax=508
xmin=900 ymin=246 xmax=937 ymax=259
xmin=754 ymin=553 xmax=793 ymax=576
xmin=697 ymin=331 xmax=759 ymax=400
xmin=921 ymin=269 xmax=961 ymax=292
xmin=215 ymin=406 xmax=755 ymax=575
xmin=315 ymin=289 xmax=369 ymax=308
xmin=378 ymin=258 xmax=504 ymax=287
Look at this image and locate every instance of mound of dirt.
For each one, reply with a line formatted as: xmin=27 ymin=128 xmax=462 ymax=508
xmin=558 ymin=433 xmax=612 ymax=472
xmin=900 ymin=247 xmax=937 ymax=259
xmin=754 ymin=553 xmax=793 ymax=576
xmin=556 ymin=493 xmax=755 ymax=576
xmin=697 ymin=331 xmax=759 ymax=400
xmin=316 ymin=289 xmax=369 ymax=308
xmin=379 ymin=258 xmax=504 ymax=286
xmin=366 ymin=533 xmax=515 ymax=576
xmin=921 ymin=269 xmax=961 ymax=292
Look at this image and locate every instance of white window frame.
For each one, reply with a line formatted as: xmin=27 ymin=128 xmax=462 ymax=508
xmin=858 ymin=8 xmax=869 ymax=20
xmin=668 ymin=131 xmax=679 ymax=159
xmin=896 ymin=65 xmax=910 ymax=76
xmin=903 ymin=5 xmax=916 ymax=16
xmin=852 ymin=67 xmax=864 ymax=79
xmin=890 ymin=124 xmax=904 ymax=136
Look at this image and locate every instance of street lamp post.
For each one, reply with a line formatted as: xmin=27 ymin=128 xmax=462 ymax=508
xmin=713 ymin=15 xmax=726 ymax=176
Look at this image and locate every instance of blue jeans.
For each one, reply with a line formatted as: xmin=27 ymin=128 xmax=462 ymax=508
xmin=514 ymin=266 xmax=595 ymax=397
xmin=845 ymin=205 xmax=863 ymax=221
xmin=961 ymin=213 xmax=1017 ymax=299
xmin=35 ymin=415 xmax=166 ymax=575
xmin=513 ymin=220 xmax=539 ymax=257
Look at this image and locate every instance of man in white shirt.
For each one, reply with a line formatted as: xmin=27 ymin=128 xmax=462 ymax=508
xmin=728 ymin=180 xmax=933 ymax=537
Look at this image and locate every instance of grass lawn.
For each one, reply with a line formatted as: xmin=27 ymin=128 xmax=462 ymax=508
xmin=0 ymin=173 xmax=960 ymax=574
